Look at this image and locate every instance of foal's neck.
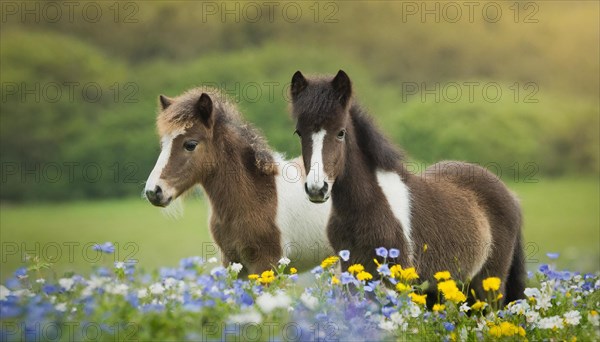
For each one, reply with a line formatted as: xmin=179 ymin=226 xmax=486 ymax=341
xmin=200 ymin=134 xmax=267 ymax=220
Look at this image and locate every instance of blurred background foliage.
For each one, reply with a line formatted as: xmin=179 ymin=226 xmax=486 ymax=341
xmin=0 ymin=1 xmax=598 ymax=275
xmin=1 ymin=0 xmax=598 ymax=201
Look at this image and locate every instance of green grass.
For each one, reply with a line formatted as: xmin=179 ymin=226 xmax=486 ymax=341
xmin=1 ymin=178 xmax=598 ymax=280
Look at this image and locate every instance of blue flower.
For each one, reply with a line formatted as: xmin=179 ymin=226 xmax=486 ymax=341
xmin=42 ymin=284 xmax=58 ymax=295
xmin=377 ymin=264 xmax=391 ymax=276
xmin=340 ymin=272 xmax=357 ymax=286
xmin=381 ymin=306 xmax=396 ymax=318
xmin=389 ymin=248 xmax=400 ymax=258
xmin=375 ymin=247 xmax=388 ymax=258
xmin=339 ymin=250 xmax=350 ymax=262
xmin=15 ymin=267 xmax=27 ymax=277
xmin=311 ymin=266 xmax=323 ymax=274
xmin=92 ymin=242 xmax=115 ymax=254
xmin=443 ymin=322 xmax=455 ymax=332
xmin=546 ymin=252 xmax=560 ymax=260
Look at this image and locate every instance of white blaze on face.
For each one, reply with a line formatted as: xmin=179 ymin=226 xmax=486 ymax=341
xmin=145 ymin=132 xmax=181 ymax=194
xmin=306 ymin=129 xmax=327 ymax=192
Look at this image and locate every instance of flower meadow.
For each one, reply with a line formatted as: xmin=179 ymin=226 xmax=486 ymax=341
xmin=1 ymin=244 xmax=599 ymax=341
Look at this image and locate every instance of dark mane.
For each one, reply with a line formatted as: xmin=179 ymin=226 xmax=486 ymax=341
xmin=290 ymin=77 xmax=347 ymax=126
xmin=160 ymin=87 xmax=276 ymax=175
xmin=350 ymin=104 xmax=404 ymax=171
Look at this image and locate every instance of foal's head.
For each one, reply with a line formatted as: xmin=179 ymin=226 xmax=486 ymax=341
xmin=290 ymin=70 xmax=353 ymax=203
xmin=145 ymin=89 xmax=226 ymax=207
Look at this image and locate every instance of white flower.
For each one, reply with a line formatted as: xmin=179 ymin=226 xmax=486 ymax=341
xmin=407 ymin=302 xmax=421 ymax=318
xmin=36 ymin=278 xmax=45 ymax=284
xmin=59 ymin=278 xmax=75 ymax=291
xmin=537 ymin=315 xmax=564 ymax=330
xmin=459 ymin=302 xmax=471 ymax=313
xmin=278 ymin=257 xmax=291 ymax=266
xmin=378 ymin=319 xmax=396 ymax=331
xmin=106 ymin=283 xmax=129 ymax=296
xmin=563 ymin=310 xmax=581 ymax=325
xmin=164 ymin=277 xmax=178 ymax=289
xmin=525 ymin=310 xmax=540 ymax=324
xmin=208 ymin=257 xmax=218 ymax=263
xmin=55 ymin=303 xmax=67 ymax=312
xmin=508 ymin=300 xmax=530 ymax=315
xmin=256 ymin=292 xmax=291 ymax=313
xmin=229 ymin=308 xmax=263 ymax=324
xmin=390 ymin=312 xmax=408 ymax=331
xmin=149 ymin=283 xmax=165 ymax=295
xmin=114 ymin=261 xmax=125 ymax=269
xmin=524 ymin=288 xmax=541 ymax=298
xmin=137 ymin=289 xmax=148 ymax=299
xmin=300 ymin=292 xmax=319 ymax=310
xmin=0 ymin=285 xmax=10 ymax=301
xmin=230 ymin=263 xmax=243 ymax=273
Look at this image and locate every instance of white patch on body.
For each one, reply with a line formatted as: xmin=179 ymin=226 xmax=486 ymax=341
xmin=305 ymin=130 xmax=327 ymax=192
xmin=375 ymin=170 xmax=414 ymax=262
xmin=274 ymin=155 xmax=334 ymax=271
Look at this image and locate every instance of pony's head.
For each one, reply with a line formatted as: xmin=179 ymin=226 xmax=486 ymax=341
xmin=290 ymin=70 xmax=353 ymax=203
xmin=145 ymin=89 xmax=224 ymax=207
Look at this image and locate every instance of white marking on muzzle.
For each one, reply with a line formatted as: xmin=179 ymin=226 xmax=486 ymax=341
xmin=306 ymin=129 xmax=327 ymax=192
xmin=145 ymin=132 xmax=181 ymax=194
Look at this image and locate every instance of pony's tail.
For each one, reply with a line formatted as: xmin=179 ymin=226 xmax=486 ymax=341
xmin=505 ymin=231 xmax=527 ymax=304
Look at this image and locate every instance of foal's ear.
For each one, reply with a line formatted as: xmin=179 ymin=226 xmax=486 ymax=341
xmin=195 ymin=93 xmax=213 ymax=128
xmin=290 ymin=71 xmax=308 ymax=100
xmin=159 ymin=94 xmax=173 ymax=110
xmin=331 ymin=70 xmax=352 ymax=107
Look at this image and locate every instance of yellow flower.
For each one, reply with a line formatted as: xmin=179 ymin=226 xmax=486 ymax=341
xmin=489 ymin=325 xmax=502 ymax=338
xmin=423 ymin=244 xmax=428 ymax=252
xmin=395 ymin=283 xmax=410 ymax=292
xmin=496 ymin=293 xmax=504 ymax=301
xmin=499 ymin=322 xmax=520 ymax=337
xmin=432 ymin=304 xmax=445 ymax=312
xmin=434 ymin=271 xmax=451 ymax=281
xmin=356 ymin=271 xmax=373 ymax=282
xmin=445 ymin=290 xmax=467 ymax=304
xmin=482 ymin=277 xmax=501 ymax=292
xmin=258 ymin=270 xmax=275 ymax=284
xmin=408 ymin=293 xmax=427 ymax=306
xmin=390 ymin=265 xmax=402 ymax=278
xmin=321 ymin=256 xmax=339 ymax=269
xmin=400 ymin=267 xmax=419 ymax=281
xmin=331 ymin=275 xmax=340 ymax=285
xmin=471 ymin=300 xmax=487 ymax=311
xmin=373 ymin=258 xmax=381 ymax=267
xmin=248 ymin=274 xmax=259 ymax=280
xmin=348 ymin=264 xmax=364 ymax=275
xmin=437 ymin=280 xmax=459 ymax=294
xmin=290 ymin=267 xmax=297 ymax=274
xmin=519 ymin=326 xmax=526 ymax=337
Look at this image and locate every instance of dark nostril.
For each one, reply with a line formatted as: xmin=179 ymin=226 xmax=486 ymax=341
xmin=322 ymin=182 xmax=329 ymax=194
xmin=155 ymin=185 xmax=163 ymax=196
xmin=145 ymin=190 xmax=155 ymax=199
xmin=304 ymin=182 xmax=309 ymax=194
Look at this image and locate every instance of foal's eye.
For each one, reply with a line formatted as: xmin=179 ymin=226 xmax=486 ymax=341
xmin=337 ymin=129 xmax=346 ymax=140
xmin=183 ymin=140 xmax=199 ymax=151
xmin=294 ymin=130 xmax=301 ymax=138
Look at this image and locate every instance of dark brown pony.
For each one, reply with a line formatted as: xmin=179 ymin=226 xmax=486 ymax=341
xmin=289 ymin=70 xmax=525 ymax=305
xmin=144 ymin=87 xmax=333 ymax=275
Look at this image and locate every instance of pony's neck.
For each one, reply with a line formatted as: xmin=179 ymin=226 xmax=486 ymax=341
xmin=334 ymin=105 xmax=405 ymax=205
xmin=200 ymin=129 xmax=270 ymax=220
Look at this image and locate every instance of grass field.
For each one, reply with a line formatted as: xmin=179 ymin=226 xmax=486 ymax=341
xmin=1 ymin=178 xmax=598 ymax=280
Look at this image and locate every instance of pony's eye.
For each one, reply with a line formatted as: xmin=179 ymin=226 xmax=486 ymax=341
xmin=183 ymin=140 xmax=198 ymax=151
xmin=337 ymin=129 xmax=346 ymax=140
xmin=294 ymin=130 xmax=301 ymax=138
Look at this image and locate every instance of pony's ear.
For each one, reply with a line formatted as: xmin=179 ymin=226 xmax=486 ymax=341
xmin=195 ymin=93 xmax=213 ymax=128
xmin=331 ymin=70 xmax=352 ymax=107
xmin=159 ymin=94 xmax=173 ymax=110
xmin=290 ymin=71 xmax=308 ymax=100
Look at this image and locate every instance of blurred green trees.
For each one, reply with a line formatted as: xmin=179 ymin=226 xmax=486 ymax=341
xmin=1 ymin=1 xmax=598 ymax=201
